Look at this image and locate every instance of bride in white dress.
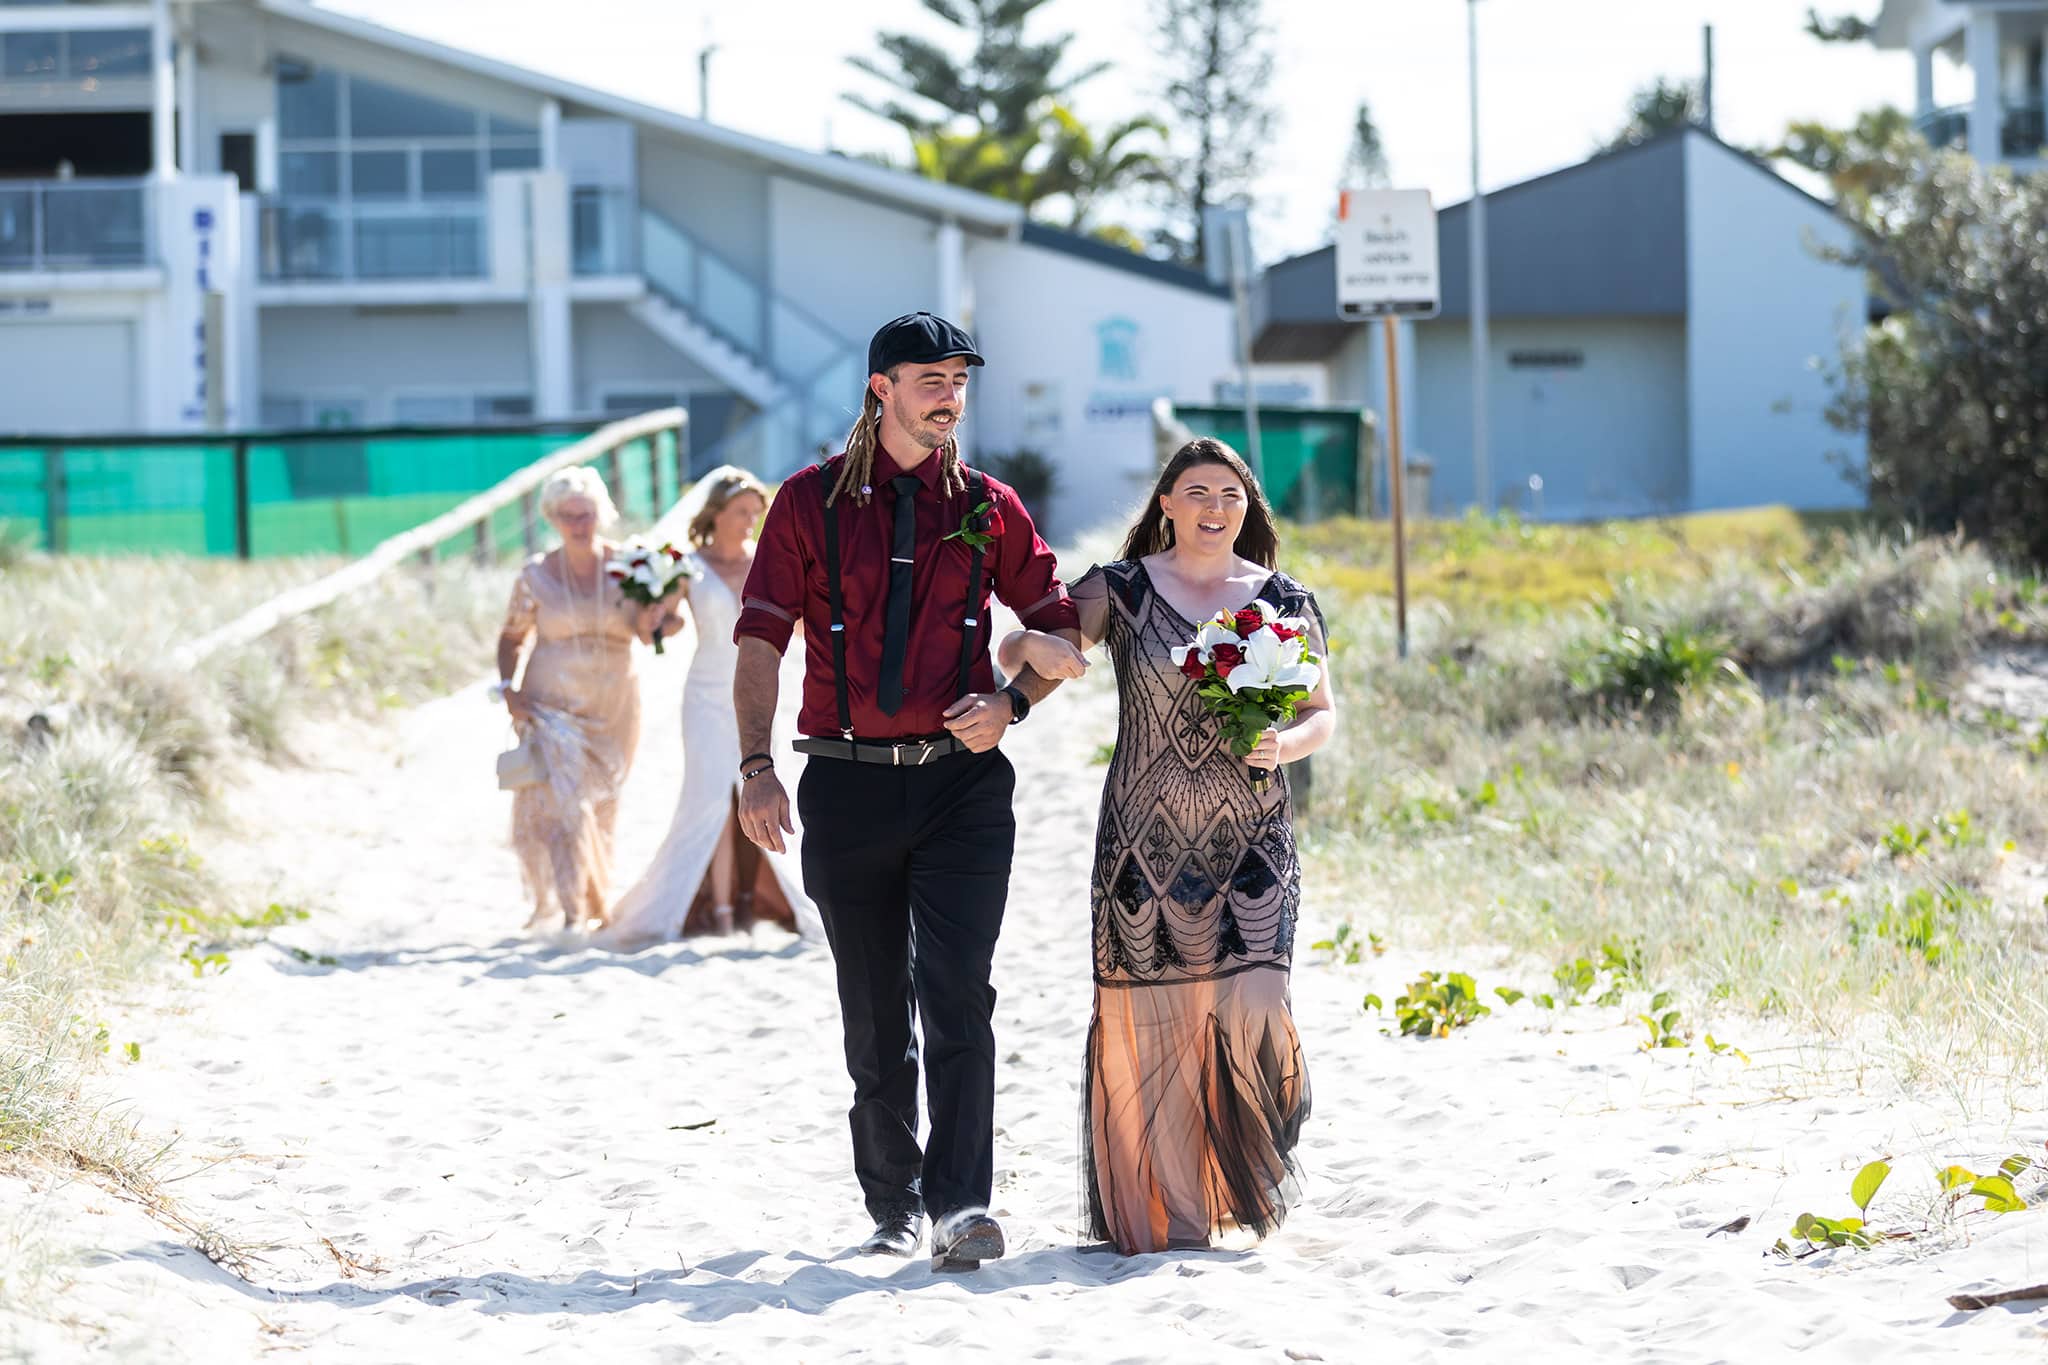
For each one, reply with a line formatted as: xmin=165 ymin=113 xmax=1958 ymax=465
xmin=605 ymin=468 xmax=823 ymax=944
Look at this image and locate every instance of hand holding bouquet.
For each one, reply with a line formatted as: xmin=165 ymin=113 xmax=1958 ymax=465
xmin=1170 ymin=599 xmax=1323 ymax=790
xmin=604 ymin=539 xmax=697 ymax=653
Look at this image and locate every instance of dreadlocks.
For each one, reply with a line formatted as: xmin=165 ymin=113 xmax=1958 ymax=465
xmin=827 ymin=381 xmax=967 ymax=507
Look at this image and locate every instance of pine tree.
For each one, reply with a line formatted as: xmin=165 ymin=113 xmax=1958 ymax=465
xmin=1804 ymin=8 xmax=1876 ymax=43
xmin=1343 ymin=99 xmax=1390 ymax=188
xmin=1149 ymin=0 xmax=1278 ymax=268
xmin=1600 ymin=77 xmax=1703 ymax=154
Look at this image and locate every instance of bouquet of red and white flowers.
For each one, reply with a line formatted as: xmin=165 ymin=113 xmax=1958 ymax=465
xmin=604 ymin=539 xmax=696 ymax=653
xmin=1170 ymin=599 xmax=1323 ymax=788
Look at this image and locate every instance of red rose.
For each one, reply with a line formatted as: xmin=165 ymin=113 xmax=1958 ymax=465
xmin=1271 ymin=623 xmax=1300 ymax=642
xmin=1179 ymin=653 xmax=1207 ymax=680
xmin=1233 ymin=608 xmax=1264 ymax=634
xmin=606 ymin=568 xmax=627 ymax=579
xmin=1211 ymin=643 xmax=1244 ymax=669
xmin=663 ymin=544 xmax=685 ymax=561
xmin=1214 ymin=658 xmax=1237 ymax=678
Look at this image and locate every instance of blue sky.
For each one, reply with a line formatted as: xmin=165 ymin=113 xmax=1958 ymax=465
xmin=330 ymin=0 xmax=1930 ymax=261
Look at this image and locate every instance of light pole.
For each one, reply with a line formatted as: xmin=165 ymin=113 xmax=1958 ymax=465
xmin=1467 ymin=0 xmax=1492 ymax=515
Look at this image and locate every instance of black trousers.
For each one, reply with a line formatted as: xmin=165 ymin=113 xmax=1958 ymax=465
xmin=797 ymin=747 xmax=1016 ymax=1225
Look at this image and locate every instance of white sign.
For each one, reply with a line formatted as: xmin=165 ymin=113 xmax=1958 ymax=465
xmin=1334 ymin=189 xmax=1439 ymax=319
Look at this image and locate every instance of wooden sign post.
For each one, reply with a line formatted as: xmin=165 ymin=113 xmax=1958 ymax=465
xmin=1335 ymin=189 xmax=1440 ymax=661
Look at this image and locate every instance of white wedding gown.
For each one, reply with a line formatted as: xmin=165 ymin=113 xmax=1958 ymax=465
xmin=604 ymin=551 xmax=824 ymax=944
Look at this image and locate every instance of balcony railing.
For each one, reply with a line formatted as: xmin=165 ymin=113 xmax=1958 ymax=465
xmin=260 ymin=200 xmax=488 ymax=282
xmin=1915 ymin=101 xmax=2048 ymax=159
xmin=0 ymin=178 xmax=150 ymax=271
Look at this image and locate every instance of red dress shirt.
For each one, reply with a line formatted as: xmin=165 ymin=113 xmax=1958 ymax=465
xmin=736 ymin=443 xmax=1079 ymax=740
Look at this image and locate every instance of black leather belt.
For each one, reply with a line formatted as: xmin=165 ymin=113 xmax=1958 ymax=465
xmin=793 ymin=734 xmax=970 ymax=766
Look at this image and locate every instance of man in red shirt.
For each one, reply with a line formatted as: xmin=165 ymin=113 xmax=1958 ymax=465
xmin=733 ymin=312 xmax=1085 ymax=1270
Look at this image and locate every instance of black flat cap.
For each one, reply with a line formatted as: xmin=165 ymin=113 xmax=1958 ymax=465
xmin=868 ymin=311 xmax=985 ymax=377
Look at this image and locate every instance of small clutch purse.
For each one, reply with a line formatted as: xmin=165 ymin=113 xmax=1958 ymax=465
xmin=496 ymin=732 xmax=545 ymax=790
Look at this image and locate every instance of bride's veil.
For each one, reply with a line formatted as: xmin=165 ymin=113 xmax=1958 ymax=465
xmin=650 ymin=463 xmax=758 ymax=546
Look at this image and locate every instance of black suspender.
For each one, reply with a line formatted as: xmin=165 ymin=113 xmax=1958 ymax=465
xmin=819 ymin=471 xmax=854 ymax=738
xmin=956 ymin=468 xmax=989 ymax=701
xmin=818 ymin=463 xmax=992 ymax=739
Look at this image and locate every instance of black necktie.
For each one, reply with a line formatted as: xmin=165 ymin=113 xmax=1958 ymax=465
xmin=877 ymin=474 xmax=921 ymax=716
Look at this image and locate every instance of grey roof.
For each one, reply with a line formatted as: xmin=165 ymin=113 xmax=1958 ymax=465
xmin=1018 ymin=223 xmax=1229 ymax=297
xmin=1253 ymin=127 xmax=1836 ymax=360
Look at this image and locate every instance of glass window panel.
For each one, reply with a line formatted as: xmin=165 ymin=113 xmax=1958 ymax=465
xmin=69 ymin=28 xmax=150 ymax=78
xmin=350 ymin=150 xmax=409 ymax=199
xmin=348 ymin=76 xmax=477 ymax=138
xmin=281 ymin=150 xmax=339 ymax=197
xmin=488 ymin=144 xmax=541 ymax=172
xmin=419 ymin=149 xmax=480 ymax=198
xmin=488 ymin=116 xmax=537 ymax=140
xmin=354 ymin=215 xmax=484 ymax=279
xmin=3 ymin=32 xmax=60 ymax=79
xmin=278 ymin=65 xmax=340 ymax=139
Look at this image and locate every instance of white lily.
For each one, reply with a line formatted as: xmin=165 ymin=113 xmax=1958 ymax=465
xmin=1169 ymin=642 xmax=1206 ymax=668
xmin=1195 ymin=618 xmax=1240 ymax=654
xmin=1226 ymin=625 xmax=1323 ymax=694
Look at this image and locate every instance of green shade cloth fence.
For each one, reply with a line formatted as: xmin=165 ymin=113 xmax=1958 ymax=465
xmin=1170 ymin=405 xmax=1377 ymax=521
xmin=0 ymin=424 xmax=686 ymax=558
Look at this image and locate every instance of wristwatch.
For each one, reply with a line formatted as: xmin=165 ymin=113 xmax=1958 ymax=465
xmin=1000 ymin=684 xmax=1030 ymax=725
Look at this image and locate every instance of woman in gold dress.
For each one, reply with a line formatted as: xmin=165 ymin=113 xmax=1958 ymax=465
xmin=496 ymin=467 xmax=653 ymax=931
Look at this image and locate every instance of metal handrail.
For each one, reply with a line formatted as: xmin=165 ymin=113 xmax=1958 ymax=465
xmin=169 ymin=407 xmax=686 ymax=668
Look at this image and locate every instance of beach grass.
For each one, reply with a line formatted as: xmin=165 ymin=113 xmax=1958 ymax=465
xmin=0 ymin=552 xmax=508 ymax=1184
xmin=1289 ymin=506 xmax=2048 ymax=1085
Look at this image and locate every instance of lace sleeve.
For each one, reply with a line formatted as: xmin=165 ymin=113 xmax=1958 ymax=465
xmin=502 ymin=566 xmax=539 ymax=641
xmin=1071 ymin=565 xmax=1112 ymax=652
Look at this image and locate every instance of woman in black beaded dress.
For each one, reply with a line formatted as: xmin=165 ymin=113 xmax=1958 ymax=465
xmin=1002 ymin=437 xmax=1337 ymax=1254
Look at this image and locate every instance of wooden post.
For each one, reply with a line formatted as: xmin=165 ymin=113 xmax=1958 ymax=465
xmin=41 ymin=448 xmax=65 ymax=553
xmin=674 ymin=422 xmax=690 ymax=489
xmin=605 ymin=444 xmax=625 ymax=510
xmin=232 ymin=438 xmax=253 ymax=559
xmin=1383 ymin=314 xmax=1409 ymax=660
xmin=520 ymin=490 xmax=539 ymax=553
xmin=646 ymin=436 xmax=663 ymax=517
xmin=473 ymin=513 xmax=494 ymax=564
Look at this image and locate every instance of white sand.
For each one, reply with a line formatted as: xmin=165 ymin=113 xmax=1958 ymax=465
xmin=7 ymin=632 xmax=2048 ymax=1363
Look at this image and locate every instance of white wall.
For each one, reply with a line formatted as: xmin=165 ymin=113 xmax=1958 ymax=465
xmin=572 ymin=304 xmax=720 ymax=411
xmin=1684 ymin=137 xmax=1866 ymax=512
xmin=640 ymin=137 xmax=771 ymax=279
xmin=259 ymin=305 xmax=532 ymax=424
xmin=969 ymin=238 xmax=1235 ymax=538
xmin=768 ymin=177 xmax=939 ymax=355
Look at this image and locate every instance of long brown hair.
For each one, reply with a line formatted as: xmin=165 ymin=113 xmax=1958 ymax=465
xmin=1119 ymin=437 xmax=1280 ymax=569
xmin=828 ymin=371 xmax=967 ymax=507
xmin=686 ymin=469 xmax=769 ymax=546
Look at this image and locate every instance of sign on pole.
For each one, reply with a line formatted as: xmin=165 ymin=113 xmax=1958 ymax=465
xmin=1334 ymin=189 xmax=1440 ymax=321
xmin=1334 ymin=189 xmax=1441 ymax=661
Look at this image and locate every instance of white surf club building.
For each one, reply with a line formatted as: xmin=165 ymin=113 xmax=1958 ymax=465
xmin=0 ymin=0 xmax=1236 ymax=534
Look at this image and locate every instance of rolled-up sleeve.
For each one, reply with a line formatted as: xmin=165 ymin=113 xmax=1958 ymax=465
xmin=735 ymin=475 xmax=811 ymax=654
xmin=989 ymin=479 xmax=1079 ymax=633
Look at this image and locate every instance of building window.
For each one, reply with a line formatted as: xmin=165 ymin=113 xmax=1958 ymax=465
xmin=271 ymin=58 xmax=539 ymax=280
xmin=1508 ymin=349 xmax=1586 ymax=370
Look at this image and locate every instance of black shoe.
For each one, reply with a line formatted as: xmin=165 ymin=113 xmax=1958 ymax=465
xmin=858 ymin=1210 xmax=923 ymax=1257
xmin=930 ymin=1210 xmax=1005 ymax=1272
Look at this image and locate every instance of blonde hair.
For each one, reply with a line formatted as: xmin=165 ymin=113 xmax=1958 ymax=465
xmin=687 ymin=469 xmax=769 ymax=546
xmin=539 ymin=466 xmax=618 ymax=530
xmin=828 ymin=374 xmax=967 ymax=507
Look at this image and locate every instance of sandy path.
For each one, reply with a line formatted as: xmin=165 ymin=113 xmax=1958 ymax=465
xmin=11 ymin=631 xmax=2048 ymax=1363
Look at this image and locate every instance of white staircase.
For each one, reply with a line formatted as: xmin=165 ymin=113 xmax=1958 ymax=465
xmin=626 ymin=293 xmax=782 ymax=409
